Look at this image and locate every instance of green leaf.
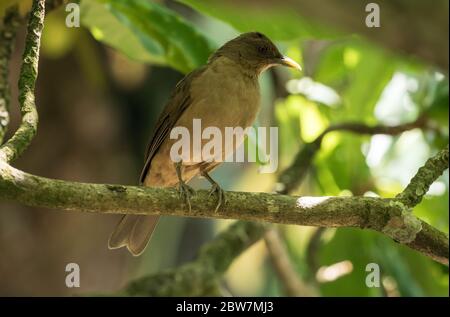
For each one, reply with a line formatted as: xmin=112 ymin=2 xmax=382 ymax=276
xmin=80 ymin=0 xmax=215 ymax=73
xmin=314 ymin=41 xmax=397 ymax=122
xmin=178 ymin=0 xmax=338 ymax=41
xmin=423 ymin=76 xmax=449 ymax=126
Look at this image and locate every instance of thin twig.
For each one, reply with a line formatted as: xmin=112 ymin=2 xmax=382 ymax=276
xmin=305 ymin=227 xmax=326 ymax=281
xmin=264 ymin=228 xmax=317 ymax=296
xmin=276 ymin=116 xmax=431 ymax=195
xmin=263 ymin=68 xmax=308 ymax=297
xmin=396 ymin=145 xmax=449 ymax=208
xmin=315 ymin=117 xmax=429 ymax=144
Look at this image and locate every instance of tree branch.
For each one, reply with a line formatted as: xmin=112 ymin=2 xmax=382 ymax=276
xmin=0 ymin=7 xmax=20 ymax=144
xmin=305 ymin=227 xmax=326 ymax=281
xmin=277 ymin=116 xmax=430 ymax=194
xmin=0 ymin=0 xmax=44 ymax=163
xmin=0 ymin=160 xmax=448 ymax=264
xmin=122 ymin=221 xmax=267 ymax=296
xmin=315 ymin=117 xmax=430 ymax=143
xmin=114 ymin=147 xmax=448 ymax=295
xmin=264 ymin=228 xmax=317 ymax=296
xmin=396 ymin=145 xmax=449 ymax=208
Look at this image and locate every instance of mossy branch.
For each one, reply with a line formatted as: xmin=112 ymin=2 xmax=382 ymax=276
xmin=0 ymin=7 xmax=20 ymax=143
xmin=123 ymin=221 xmax=267 ymax=296
xmin=396 ymin=145 xmax=449 ymax=207
xmin=0 ymin=0 xmax=44 ymax=163
xmin=0 ymin=160 xmax=448 ymax=265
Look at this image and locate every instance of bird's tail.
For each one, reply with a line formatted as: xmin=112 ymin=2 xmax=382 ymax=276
xmin=108 ymin=215 xmax=159 ymax=256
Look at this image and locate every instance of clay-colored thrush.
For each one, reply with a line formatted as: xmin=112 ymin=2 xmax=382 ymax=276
xmin=108 ymin=32 xmax=301 ymax=256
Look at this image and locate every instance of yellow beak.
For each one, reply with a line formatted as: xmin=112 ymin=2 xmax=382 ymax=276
xmin=280 ymin=56 xmax=302 ymax=71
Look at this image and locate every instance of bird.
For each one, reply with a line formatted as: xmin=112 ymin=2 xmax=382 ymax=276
xmin=108 ymin=32 xmax=301 ymax=256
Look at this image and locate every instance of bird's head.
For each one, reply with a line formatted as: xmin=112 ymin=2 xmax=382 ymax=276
xmin=210 ymin=32 xmax=301 ymax=75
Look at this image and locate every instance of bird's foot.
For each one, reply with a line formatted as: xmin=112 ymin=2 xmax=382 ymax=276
xmin=208 ymin=183 xmax=227 ymax=213
xmin=178 ymin=181 xmax=195 ymax=212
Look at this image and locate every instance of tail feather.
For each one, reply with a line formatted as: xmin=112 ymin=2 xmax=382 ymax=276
xmin=108 ymin=215 xmax=159 ymax=256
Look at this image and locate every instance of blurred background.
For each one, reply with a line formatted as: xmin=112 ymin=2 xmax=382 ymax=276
xmin=0 ymin=0 xmax=448 ymax=296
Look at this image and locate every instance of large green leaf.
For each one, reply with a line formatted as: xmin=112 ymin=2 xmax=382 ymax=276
xmin=80 ymin=0 xmax=215 ymax=73
xmin=314 ymin=41 xmax=397 ymax=122
xmin=317 ymin=227 xmax=448 ymax=297
xmin=178 ymin=0 xmax=338 ymax=41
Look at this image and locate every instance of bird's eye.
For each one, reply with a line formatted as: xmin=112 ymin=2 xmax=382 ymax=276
xmin=258 ymin=46 xmax=269 ymax=54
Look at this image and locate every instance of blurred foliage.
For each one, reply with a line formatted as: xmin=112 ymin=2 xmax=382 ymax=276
xmin=1 ymin=0 xmax=448 ymax=296
xmin=178 ymin=0 xmax=339 ymax=41
xmin=80 ymin=0 xmax=215 ymax=73
xmin=0 ymin=0 xmax=31 ymax=18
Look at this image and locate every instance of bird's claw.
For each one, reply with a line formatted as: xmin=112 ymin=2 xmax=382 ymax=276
xmin=208 ymin=183 xmax=227 ymax=213
xmin=178 ymin=181 xmax=195 ymax=212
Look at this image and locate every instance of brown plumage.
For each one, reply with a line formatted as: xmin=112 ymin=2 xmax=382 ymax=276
xmin=108 ymin=32 xmax=301 ymax=256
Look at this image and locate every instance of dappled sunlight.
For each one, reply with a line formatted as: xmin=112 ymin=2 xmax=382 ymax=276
xmin=296 ymin=196 xmax=331 ymax=209
xmin=368 ymin=130 xmax=431 ymax=187
xmin=428 ymin=181 xmax=447 ymax=196
xmin=287 ymin=77 xmax=341 ymax=108
xmin=297 ymin=98 xmax=330 ymax=142
xmin=343 ymin=48 xmax=361 ymax=68
xmin=374 ymin=72 xmax=420 ymax=125
xmin=316 ymin=260 xmax=353 ymax=283
xmin=364 ymin=135 xmax=393 ymax=168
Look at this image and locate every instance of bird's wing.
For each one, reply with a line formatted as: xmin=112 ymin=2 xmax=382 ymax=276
xmin=139 ymin=67 xmax=206 ymax=184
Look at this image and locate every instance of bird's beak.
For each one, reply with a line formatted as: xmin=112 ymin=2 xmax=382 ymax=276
xmin=279 ymin=56 xmax=302 ymax=71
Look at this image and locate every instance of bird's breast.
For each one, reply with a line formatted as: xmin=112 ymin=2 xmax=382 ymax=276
xmin=157 ymin=56 xmax=261 ymax=167
xmin=189 ymin=56 xmax=261 ymax=128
